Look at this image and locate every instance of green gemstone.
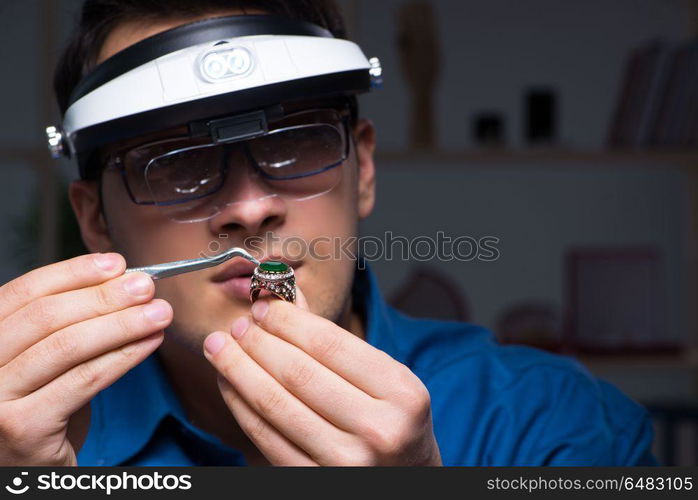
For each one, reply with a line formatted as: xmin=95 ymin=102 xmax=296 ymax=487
xmin=259 ymin=261 xmax=289 ymax=272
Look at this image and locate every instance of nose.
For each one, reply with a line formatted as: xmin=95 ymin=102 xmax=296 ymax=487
xmin=207 ymin=152 xmax=288 ymax=237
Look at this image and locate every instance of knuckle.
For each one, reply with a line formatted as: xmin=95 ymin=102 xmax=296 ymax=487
xmin=27 ymin=297 xmax=58 ymax=333
xmin=391 ymin=364 xmax=427 ymax=402
xmin=117 ymin=338 xmax=142 ymax=360
xmin=49 ymin=330 xmax=80 ymax=361
xmin=72 ymin=361 xmax=101 ymax=390
xmin=93 ymin=282 xmax=116 ymax=313
xmin=363 ymin=417 xmax=410 ymax=456
xmin=282 ymin=359 xmax=315 ymax=390
xmin=114 ymin=308 xmax=140 ymax=337
xmin=1 ymin=276 xmax=32 ymax=304
xmin=256 ymin=388 xmax=286 ymax=417
xmin=246 ymin=414 xmax=270 ymax=443
xmin=310 ymin=331 xmax=343 ymax=359
xmin=407 ymin=381 xmax=432 ymax=419
xmin=360 ymin=388 xmax=432 ymax=458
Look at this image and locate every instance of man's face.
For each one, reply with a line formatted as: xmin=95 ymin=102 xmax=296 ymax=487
xmin=70 ymin=12 xmax=376 ymax=354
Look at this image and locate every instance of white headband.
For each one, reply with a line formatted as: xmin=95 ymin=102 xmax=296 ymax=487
xmin=46 ymin=15 xmax=382 ymax=178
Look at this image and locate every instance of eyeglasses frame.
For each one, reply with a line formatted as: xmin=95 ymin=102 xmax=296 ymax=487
xmin=103 ymin=106 xmax=353 ymax=208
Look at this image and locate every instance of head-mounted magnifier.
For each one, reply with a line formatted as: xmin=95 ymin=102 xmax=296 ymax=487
xmin=46 ymin=14 xmax=382 ymax=222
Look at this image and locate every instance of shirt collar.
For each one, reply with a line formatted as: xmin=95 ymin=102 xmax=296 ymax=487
xmin=82 ymin=260 xmax=396 ymax=465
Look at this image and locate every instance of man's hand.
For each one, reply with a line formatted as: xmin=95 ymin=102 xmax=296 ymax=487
xmin=0 ymin=253 xmax=172 ymax=466
xmin=203 ymin=288 xmax=442 ymax=466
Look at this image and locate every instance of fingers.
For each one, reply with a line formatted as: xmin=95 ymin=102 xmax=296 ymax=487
xmin=229 ymin=316 xmax=375 ymax=433
xmin=203 ymin=331 xmax=357 ymax=464
xmin=1 ymin=299 xmax=172 ymax=399
xmin=216 ymin=375 xmax=317 ymax=466
xmin=0 ymin=253 xmax=125 ymax=321
xmin=294 ymin=285 xmax=309 ymax=311
xmin=0 ymin=272 xmax=155 ymax=366
xmin=23 ymin=330 xmax=165 ymax=422
xmin=249 ymin=298 xmax=406 ymax=400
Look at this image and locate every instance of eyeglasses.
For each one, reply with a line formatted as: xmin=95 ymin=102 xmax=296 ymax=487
xmin=104 ymin=107 xmax=351 ymax=223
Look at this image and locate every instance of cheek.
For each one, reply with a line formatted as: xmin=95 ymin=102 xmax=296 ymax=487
xmin=289 ymin=199 xmax=358 ymax=322
xmin=286 ymin=165 xmax=359 ymax=288
xmin=100 ymin=173 xmax=210 ymax=265
xmin=288 ymin=164 xmax=359 ymax=240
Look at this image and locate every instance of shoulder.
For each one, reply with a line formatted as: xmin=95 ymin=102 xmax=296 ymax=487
xmin=384 ymin=307 xmax=656 ymax=466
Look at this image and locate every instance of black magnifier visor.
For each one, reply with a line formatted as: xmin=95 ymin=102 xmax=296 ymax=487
xmin=100 ymin=95 xmax=352 ymax=162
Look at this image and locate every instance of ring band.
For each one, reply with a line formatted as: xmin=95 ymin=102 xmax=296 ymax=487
xmin=249 ymin=261 xmax=296 ymax=303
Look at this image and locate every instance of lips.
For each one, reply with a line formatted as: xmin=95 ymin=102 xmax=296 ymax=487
xmin=211 ymin=258 xmax=257 ymax=283
xmin=210 ymin=258 xmax=256 ymax=301
xmin=211 ymin=255 xmax=301 ymax=301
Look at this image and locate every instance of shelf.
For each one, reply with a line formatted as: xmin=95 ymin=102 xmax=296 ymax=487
xmin=375 ymin=148 xmax=698 ymax=168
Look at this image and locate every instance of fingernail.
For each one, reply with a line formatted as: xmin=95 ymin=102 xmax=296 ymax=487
xmin=205 ymin=331 xmax=227 ymax=355
xmin=251 ymin=300 xmax=268 ymax=322
xmin=124 ymin=274 xmax=152 ymax=296
xmin=95 ymin=253 xmax=120 ymax=272
xmin=231 ymin=316 xmax=249 ymax=339
xmin=143 ymin=301 xmax=171 ymax=323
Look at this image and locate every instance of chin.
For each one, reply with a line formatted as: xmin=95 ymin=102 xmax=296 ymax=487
xmin=163 ymin=316 xmax=230 ymax=356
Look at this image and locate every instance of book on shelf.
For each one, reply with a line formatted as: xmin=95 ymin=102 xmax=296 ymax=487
xmin=608 ymin=38 xmax=698 ymax=150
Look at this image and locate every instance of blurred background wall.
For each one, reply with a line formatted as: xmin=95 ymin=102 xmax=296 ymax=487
xmin=0 ymin=0 xmax=696 ymax=464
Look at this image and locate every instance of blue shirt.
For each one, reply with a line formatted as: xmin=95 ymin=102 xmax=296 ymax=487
xmin=77 ymin=263 xmax=657 ymax=466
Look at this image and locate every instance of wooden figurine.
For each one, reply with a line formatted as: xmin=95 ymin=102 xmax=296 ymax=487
xmin=397 ymin=0 xmax=441 ymax=150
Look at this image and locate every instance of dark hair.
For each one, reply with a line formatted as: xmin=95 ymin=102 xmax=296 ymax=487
xmin=53 ymin=0 xmax=352 ymax=116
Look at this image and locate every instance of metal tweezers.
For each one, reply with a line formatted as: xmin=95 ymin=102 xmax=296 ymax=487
xmin=125 ymin=247 xmax=260 ymax=280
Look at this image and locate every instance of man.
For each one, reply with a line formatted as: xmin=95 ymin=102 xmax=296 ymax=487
xmin=0 ymin=0 xmax=655 ymax=466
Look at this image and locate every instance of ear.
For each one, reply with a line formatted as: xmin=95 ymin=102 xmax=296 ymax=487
xmin=69 ymin=180 xmax=115 ymax=253
xmin=352 ymin=118 xmax=376 ymax=219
